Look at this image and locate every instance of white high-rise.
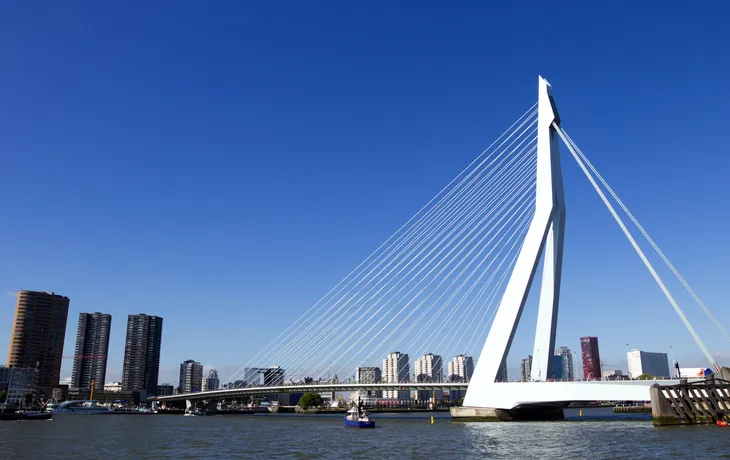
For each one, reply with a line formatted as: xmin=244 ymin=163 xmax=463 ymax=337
xmin=448 ymin=355 xmax=474 ymax=382
xmin=382 ymin=352 xmax=409 ymax=399
xmin=353 ymin=366 xmax=382 ymax=403
xmin=415 ymin=353 xmax=443 ymax=401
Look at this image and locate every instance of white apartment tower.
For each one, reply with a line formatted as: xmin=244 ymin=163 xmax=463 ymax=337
xmin=382 ymin=352 xmax=409 ymax=399
xmin=448 ymin=355 xmax=474 ymax=382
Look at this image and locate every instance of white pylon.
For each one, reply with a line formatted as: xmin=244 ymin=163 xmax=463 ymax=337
xmin=464 ymin=76 xmax=565 ymax=407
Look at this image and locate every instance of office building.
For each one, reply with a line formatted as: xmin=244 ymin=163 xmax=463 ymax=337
xmin=157 ymin=383 xmax=175 ymax=396
xmin=602 ymin=370 xmax=628 ymax=381
xmin=448 ymin=355 xmax=474 ymax=382
xmin=242 ymin=368 xmax=264 ymax=387
xmin=121 ymin=314 xmax=163 ymax=395
xmin=383 ymin=352 xmax=409 ymax=399
xmin=496 ymin=359 xmax=508 ymax=382
xmin=556 ymin=346 xmax=575 ymax=381
xmin=521 ymin=355 xmax=533 ymax=382
xmin=202 ymin=369 xmax=220 ymax=391
xmin=7 ymin=291 xmax=70 ymax=391
xmin=353 ymin=366 xmax=382 ymax=403
xmin=548 ymin=354 xmax=564 ymax=380
xmin=263 ymin=367 xmax=285 ymax=386
xmin=581 ymin=336 xmax=601 ymax=380
xmin=6 ymin=367 xmax=39 ymax=405
xmin=627 ymin=350 xmax=670 ymax=379
xmin=71 ymin=312 xmax=112 ymax=390
xmin=179 ymin=360 xmax=203 ymax=393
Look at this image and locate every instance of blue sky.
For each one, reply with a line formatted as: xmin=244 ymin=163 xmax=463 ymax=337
xmin=1 ymin=1 xmax=728 ymax=384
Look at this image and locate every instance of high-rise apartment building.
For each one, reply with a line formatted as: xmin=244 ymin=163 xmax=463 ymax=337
xmin=448 ymin=355 xmax=474 ymax=382
xmin=7 ymin=291 xmax=70 ymax=391
xmin=121 ymin=314 xmax=163 ymax=395
xmin=627 ymin=350 xmax=670 ymax=379
xmin=179 ymin=360 xmax=203 ymax=393
xmin=71 ymin=312 xmax=112 ymax=390
xmin=202 ymin=369 xmax=220 ymax=391
xmin=580 ymin=336 xmax=601 ymax=380
xmin=556 ymin=346 xmax=574 ymax=381
xmin=521 ymin=355 xmax=533 ymax=382
xmin=382 ymin=352 xmax=409 ymax=399
xmin=415 ymin=353 xmax=443 ymax=383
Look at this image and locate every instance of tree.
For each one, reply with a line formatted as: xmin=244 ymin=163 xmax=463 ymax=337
xmin=298 ymin=392 xmax=323 ymax=409
xmin=637 ymin=374 xmax=654 ymax=381
xmin=22 ymin=392 xmax=33 ymax=407
xmin=0 ymin=390 xmax=6 ymax=403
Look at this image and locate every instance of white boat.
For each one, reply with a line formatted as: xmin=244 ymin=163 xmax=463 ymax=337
xmin=50 ymin=400 xmax=114 ymax=415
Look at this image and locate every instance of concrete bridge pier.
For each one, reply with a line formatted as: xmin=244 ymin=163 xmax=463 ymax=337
xmin=451 ymin=404 xmax=564 ymax=421
xmin=205 ymin=400 xmax=220 ymax=413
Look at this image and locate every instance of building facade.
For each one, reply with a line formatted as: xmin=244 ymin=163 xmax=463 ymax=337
xmin=121 ymin=314 xmax=163 ymax=395
xmin=0 ymin=365 xmax=10 ymax=391
xmin=7 ymin=291 xmax=70 ymax=391
xmin=157 ymin=384 xmax=175 ymax=396
xmin=179 ymin=360 xmax=203 ymax=393
xmin=71 ymin=312 xmax=112 ymax=390
xmin=556 ymin=346 xmax=574 ymax=381
xmin=549 ymin=354 xmax=564 ymax=380
xmin=202 ymin=369 xmax=220 ymax=391
xmin=6 ymin=367 xmax=40 ymax=405
xmin=353 ymin=366 xmax=382 ymax=402
xmin=521 ymin=355 xmax=533 ymax=382
xmin=448 ymin=355 xmax=474 ymax=382
xmin=263 ymin=367 xmax=285 ymax=386
xmin=104 ymin=381 xmax=122 ymax=392
xmin=580 ymin=336 xmax=601 ymax=380
xmin=382 ymin=352 xmax=409 ymax=399
xmin=627 ymin=350 xmax=670 ymax=379
xmin=415 ymin=354 xmax=443 ymax=383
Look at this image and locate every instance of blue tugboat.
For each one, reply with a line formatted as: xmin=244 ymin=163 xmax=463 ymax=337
xmin=344 ymin=400 xmax=375 ymax=428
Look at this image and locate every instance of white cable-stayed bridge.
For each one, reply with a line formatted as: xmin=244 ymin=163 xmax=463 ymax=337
xmin=157 ymin=77 xmax=728 ymax=418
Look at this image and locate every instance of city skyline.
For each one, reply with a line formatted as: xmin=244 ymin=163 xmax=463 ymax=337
xmin=1 ymin=4 xmax=728 ymax=385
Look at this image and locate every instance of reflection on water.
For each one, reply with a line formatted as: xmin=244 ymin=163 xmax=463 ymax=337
xmin=1 ymin=408 xmax=728 ymax=459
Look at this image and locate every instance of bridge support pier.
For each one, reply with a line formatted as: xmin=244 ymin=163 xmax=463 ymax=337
xmin=451 ymin=405 xmax=564 ymax=421
xmin=205 ymin=400 xmax=220 ymax=414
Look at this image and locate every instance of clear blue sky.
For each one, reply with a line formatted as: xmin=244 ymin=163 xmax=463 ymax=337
xmin=1 ymin=1 xmax=728 ymax=384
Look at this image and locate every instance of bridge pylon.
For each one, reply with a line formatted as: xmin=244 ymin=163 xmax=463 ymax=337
xmin=464 ymin=76 xmax=565 ymax=408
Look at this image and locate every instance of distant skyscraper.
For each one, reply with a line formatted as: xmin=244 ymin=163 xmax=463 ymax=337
xmin=627 ymin=350 xmax=670 ymax=379
xmin=383 ymin=352 xmax=409 ymax=399
xmin=556 ymin=346 xmax=574 ymax=381
xmin=7 ymin=291 xmax=70 ymax=391
xmin=521 ymin=355 xmax=533 ymax=382
xmin=122 ymin=314 xmax=163 ymax=395
xmin=179 ymin=360 xmax=203 ymax=393
xmin=202 ymin=369 xmax=220 ymax=391
xmin=580 ymin=337 xmax=601 ymax=380
xmin=448 ymin=355 xmax=474 ymax=382
xmin=71 ymin=312 xmax=112 ymax=390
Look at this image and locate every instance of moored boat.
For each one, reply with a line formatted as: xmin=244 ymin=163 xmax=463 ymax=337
xmin=50 ymin=400 xmax=114 ymax=415
xmin=0 ymin=410 xmax=53 ymax=421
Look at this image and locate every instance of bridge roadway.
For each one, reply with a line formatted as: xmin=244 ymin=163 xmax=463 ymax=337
xmin=155 ymin=382 xmax=469 ymax=402
xmin=154 ymin=379 xmax=701 ymax=407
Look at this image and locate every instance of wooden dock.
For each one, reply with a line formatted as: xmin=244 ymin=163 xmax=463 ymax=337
xmin=650 ymin=375 xmax=730 ymax=426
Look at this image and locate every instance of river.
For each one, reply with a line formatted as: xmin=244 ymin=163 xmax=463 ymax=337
xmin=1 ymin=408 xmax=728 ymax=459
